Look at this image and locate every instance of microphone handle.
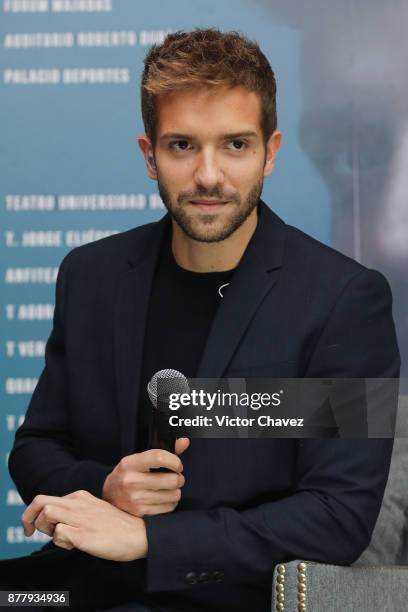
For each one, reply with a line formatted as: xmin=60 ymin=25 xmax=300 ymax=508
xmin=149 ymin=407 xmax=176 ymax=472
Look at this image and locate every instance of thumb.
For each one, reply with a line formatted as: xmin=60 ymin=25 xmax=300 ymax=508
xmin=175 ymin=437 xmax=190 ymax=456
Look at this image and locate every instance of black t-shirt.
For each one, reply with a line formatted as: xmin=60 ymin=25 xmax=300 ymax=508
xmin=137 ymin=231 xmax=235 ymax=451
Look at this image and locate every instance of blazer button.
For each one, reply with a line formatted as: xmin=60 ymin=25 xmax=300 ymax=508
xmin=212 ymin=570 xmax=224 ymax=582
xmin=185 ymin=571 xmax=198 ymax=585
xmin=198 ymin=571 xmax=211 ymax=583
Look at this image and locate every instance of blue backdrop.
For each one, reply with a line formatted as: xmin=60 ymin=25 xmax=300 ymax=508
xmin=1 ymin=0 xmax=407 ymax=558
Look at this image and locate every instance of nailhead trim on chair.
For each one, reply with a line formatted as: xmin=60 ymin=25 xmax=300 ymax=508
xmin=275 ymin=564 xmax=286 ymax=611
xmin=275 ymin=563 xmax=286 ymax=612
xmin=297 ymin=562 xmax=307 ymax=611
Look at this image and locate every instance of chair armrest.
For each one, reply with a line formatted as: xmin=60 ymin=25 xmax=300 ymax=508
xmin=271 ymin=560 xmax=408 ymax=612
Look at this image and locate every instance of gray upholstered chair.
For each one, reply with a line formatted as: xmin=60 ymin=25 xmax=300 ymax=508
xmin=271 ymin=560 xmax=408 ymax=611
xmin=271 ymin=396 xmax=408 ymax=612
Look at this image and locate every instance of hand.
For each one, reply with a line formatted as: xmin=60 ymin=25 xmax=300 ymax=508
xmin=21 ymin=490 xmax=148 ymax=561
xmin=102 ymin=438 xmax=190 ymax=517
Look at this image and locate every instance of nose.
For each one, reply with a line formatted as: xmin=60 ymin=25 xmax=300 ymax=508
xmin=193 ymin=148 xmax=224 ymax=191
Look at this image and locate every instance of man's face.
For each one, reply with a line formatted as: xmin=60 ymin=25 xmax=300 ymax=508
xmin=141 ymin=86 xmax=281 ymax=242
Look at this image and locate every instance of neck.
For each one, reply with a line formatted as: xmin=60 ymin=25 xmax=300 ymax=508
xmin=171 ymin=208 xmax=258 ymax=272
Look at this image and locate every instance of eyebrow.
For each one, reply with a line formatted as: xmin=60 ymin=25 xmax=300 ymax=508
xmin=159 ymin=131 xmax=259 ymax=141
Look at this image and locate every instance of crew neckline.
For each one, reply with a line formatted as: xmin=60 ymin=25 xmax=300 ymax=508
xmin=166 ymin=233 xmax=236 ymax=279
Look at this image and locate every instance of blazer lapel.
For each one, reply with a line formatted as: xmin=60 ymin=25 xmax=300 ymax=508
xmin=114 ymin=215 xmax=169 ymax=455
xmin=197 ymin=202 xmax=286 ymax=378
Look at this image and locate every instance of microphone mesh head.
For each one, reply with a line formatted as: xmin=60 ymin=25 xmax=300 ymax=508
xmin=147 ymin=369 xmax=190 ymax=408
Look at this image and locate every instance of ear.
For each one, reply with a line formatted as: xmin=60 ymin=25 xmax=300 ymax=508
xmin=263 ymin=130 xmax=283 ymax=177
xmin=138 ymin=134 xmax=157 ymax=180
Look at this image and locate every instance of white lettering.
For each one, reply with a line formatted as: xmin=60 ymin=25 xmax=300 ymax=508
xmin=4 ymin=32 xmax=74 ymax=48
xmin=7 ymin=526 xmax=50 ymax=543
xmin=6 ymin=341 xmax=15 ymax=357
xmin=77 ymin=31 xmax=137 ymax=47
xmin=58 ymin=193 xmax=147 ymax=210
xmin=5 ymin=378 xmax=38 ymax=394
xmin=5 ymin=231 xmax=18 ymax=246
xmin=3 ymin=0 xmax=49 ymax=12
xmin=5 ymin=304 xmax=15 ymax=320
xmin=18 ymin=304 xmax=54 ymax=320
xmin=257 ymin=416 xmax=304 ymax=427
xmin=65 ymin=228 xmax=119 ymax=246
xmin=206 ymin=393 xmax=217 ymax=411
xmin=5 ymin=195 xmax=55 ymax=211
xmin=5 ymin=268 xmax=58 ymax=284
xmin=139 ymin=30 xmax=169 ymax=46
xmin=17 ymin=340 xmax=46 ymax=357
xmin=62 ymin=67 xmax=129 ymax=84
xmin=6 ymin=490 xmax=24 ymax=506
xmin=169 ymin=415 xmax=212 ymax=427
xmin=22 ymin=231 xmax=62 ymax=247
xmin=6 ymin=414 xmax=25 ymax=431
xmin=52 ymin=0 xmax=111 ymax=11
xmin=149 ymin=193 xmax=165 ymax=209
xmin=4 ymin=69 xmax=60 ymax=84
xmin=214 ymin=416 xmax=255 ymax=427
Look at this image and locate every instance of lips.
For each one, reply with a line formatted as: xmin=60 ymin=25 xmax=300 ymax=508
xmin=189 ymin=200 xmax=227 ymax=213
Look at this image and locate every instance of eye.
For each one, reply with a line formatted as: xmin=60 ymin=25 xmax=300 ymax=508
xmin=169 ymin=140 xmax=192 ymax=151
xmin=227 ymin=139 xmax=248 ymax=151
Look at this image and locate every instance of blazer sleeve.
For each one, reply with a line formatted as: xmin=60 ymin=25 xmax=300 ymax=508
xmin=143 ymin=268 xmax=400 ymax=592
xmin=8 ymin=253 xmax=112 ymax=504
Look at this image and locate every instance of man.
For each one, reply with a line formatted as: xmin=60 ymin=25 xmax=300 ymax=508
xmin=2 ymin=29 xmax=400 ymax=612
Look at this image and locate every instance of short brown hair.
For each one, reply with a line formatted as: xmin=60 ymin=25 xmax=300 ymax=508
xmin=141 ymin=28 xmax=277 ymax=145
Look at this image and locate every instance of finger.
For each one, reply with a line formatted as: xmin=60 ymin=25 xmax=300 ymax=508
xmin=34 ymin=509 xmax=56 ymax=537
xmin=141 ymin=488 xmax=182 ymax=506
xmin=136 ymin=449 xmax=184 ymax=472
xmin=137 ymin=471 xmax=185 ymax=491
xmin=175 ymin=437 xmax=190 ymax=456
xmin=142 ymin=503 xmax=178 ymax=516
xmin=22 ymin=495 xmax=63 ymax=537
xmin=34 ymin=504 xmax=77 ymax=537
xmin=53 ymin=523 xmax=77 ymax=551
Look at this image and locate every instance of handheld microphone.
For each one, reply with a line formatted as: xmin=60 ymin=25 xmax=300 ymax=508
xmin=147 ymin=369 xmax=190 ymax=453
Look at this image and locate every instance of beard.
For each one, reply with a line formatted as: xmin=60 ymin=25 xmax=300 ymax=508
xmin=157 ymin=178 xmax=263 ymax=243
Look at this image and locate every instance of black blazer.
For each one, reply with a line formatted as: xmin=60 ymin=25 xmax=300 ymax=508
xmin=8 ymin=202 xmax=400 ymax=612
